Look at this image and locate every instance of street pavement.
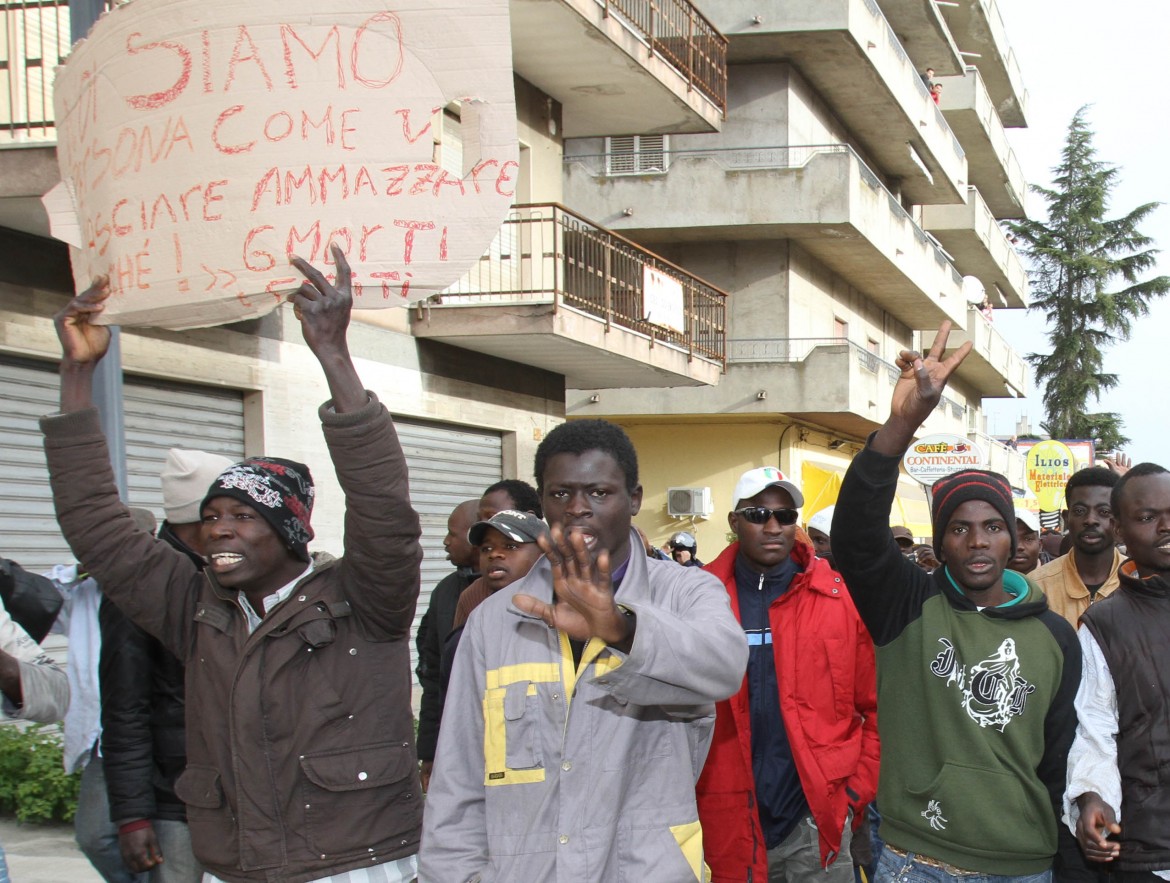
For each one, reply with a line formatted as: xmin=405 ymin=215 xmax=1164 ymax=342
xmin=0 ymin=816 xmax=102 ymax=882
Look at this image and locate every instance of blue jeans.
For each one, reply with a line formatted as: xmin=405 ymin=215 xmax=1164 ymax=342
xmin=150 ymin=820 xmax=203 ymax=883
xmin=75 ymin=755 xmax=146 ymax=883
xmin=875 ymin=845 xmax=1052 ymax=883
xmin=0 ymin=842 xmax=10 ymax=883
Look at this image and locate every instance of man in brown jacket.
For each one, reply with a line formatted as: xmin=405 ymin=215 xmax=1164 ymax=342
xmin=1030 ymin=467 xmax=1123 ymax=629
xmin=42 ymin=247 xmax=424 ymax=883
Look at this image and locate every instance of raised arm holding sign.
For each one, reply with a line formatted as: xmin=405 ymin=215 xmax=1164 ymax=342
xmin=43 ymin=247 xmax=428 ymax=882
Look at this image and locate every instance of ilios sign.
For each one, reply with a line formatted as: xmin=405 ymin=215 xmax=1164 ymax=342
xmin=902 ymin=434 xmax=986 ymax=486
xmin=1023 ymin=439 xmax=1076 ymax=510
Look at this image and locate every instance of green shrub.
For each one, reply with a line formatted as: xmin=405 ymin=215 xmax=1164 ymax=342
xmin=0 ymin=724 xmax=81 ymax=823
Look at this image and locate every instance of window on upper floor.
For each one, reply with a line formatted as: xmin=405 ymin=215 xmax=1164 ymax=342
xmin=605 ymin=135 xmax=670 ymax=175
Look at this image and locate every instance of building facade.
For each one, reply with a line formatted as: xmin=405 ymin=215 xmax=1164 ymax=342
xmin=0 ymin=0 xmax=729 ymax=679
xmin=1 ymin=0 xmax=1034 ymax=655
xmin=560 ymin=0 xmax=1031 ymax=547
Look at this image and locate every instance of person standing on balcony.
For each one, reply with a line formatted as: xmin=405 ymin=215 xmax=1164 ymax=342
xmin=831 ymin=322 xmax=1083 ymax=883
xmin=1030 ymin=468 xmax=1124 ymax=630
xmin=696 ymin=471 xmax=878 ymax=883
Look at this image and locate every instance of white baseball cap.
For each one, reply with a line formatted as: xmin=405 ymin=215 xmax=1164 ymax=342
xmin=732 ymin=466 xmax=804 ymax=509
xmin=1014 ymin=507 xmax=1041 ymax=534
xmin=807 ymin=505 xmax=835 ymax=537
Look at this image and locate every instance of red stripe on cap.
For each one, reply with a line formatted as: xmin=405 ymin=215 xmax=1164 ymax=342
xmin=933 ymin=474 xmax=1013 ymax=512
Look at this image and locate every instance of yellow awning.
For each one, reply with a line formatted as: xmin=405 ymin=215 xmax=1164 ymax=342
xmin=801 ymin=461 xmax=932 ymax=541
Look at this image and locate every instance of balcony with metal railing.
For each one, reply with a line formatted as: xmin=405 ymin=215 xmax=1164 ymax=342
xmin=698 ymin=0 xmax=966 ymax=206
xmin=0 ymin=0 xmax=69 ymax=147
xmin=937 ymin=0 xmax=1029 ymax=128
xmin=567 ymin=335 xmax=970 ymax=438
xmin=969 ymin=428 xmax=1026 ymax=488
xmin=563 ymin=142 xmax=970 ymax=329
xmin=922 ymin=186 xmax=1029 ymax=308
xmin=914 ymin=305 xmax=1028 ymax=398
xmin=936 ymin=67 xmax=1027 ymax=218
xmin=410 ymin=203 xmax=727 ymax=389
xmin=510 ymin=0 xmax=727 ymax=137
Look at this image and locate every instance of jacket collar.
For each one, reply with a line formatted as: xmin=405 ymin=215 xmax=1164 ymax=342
xmin=705 ymin=541 xmax=841 ymax=598
xmin=932 ymin=563 xmax=1050 ymax=618
xmin=1118 ymin=559 xmax=1170 ymax=598
xmin=204 ymin=551 xmax=338 ymax=608
xmin=1058 ymin=547 xmax=1124 ymax=599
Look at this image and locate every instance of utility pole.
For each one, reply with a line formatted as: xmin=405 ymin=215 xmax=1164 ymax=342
xmin=69 ymin=0 xmax=128 ymax=500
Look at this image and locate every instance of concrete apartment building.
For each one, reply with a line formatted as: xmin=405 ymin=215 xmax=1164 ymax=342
xmin=0 ymin=0 xmax=729 ymax=668
xmin=1 ymin=0 xmax=1033 ymax=641
xmin=561 ymin=0 xmax=1033 ymax=547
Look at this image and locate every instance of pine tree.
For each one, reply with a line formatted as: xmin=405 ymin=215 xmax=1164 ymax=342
xmin=1010 ymin=106 xmax=1170 ymax=451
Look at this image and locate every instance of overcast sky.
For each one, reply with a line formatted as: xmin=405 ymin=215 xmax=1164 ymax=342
xmin=981 ymin=1 xmax=1169 ymax=464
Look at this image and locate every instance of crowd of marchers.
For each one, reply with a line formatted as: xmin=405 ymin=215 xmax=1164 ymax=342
xmin=1 ymin=248 xmax=1165 ymax=883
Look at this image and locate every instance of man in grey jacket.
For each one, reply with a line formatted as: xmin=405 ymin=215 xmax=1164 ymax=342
xmin=1 ymin=596 xmax=70 ymax=881
xmin=420 ymin=419 xmax=748 ymax=882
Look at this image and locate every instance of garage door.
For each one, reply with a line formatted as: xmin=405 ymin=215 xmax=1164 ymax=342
xmin=0 ymin=356 xmax=246 ymax=573
xmin=393 ymin=418 xmax=502 ymax=685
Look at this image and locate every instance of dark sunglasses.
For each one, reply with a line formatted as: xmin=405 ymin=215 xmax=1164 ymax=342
xmin=734 ymin=506 xmax=800 ymax=526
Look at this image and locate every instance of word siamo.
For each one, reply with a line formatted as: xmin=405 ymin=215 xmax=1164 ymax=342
xmin=122 ymin=16 xmax=410 ymax=112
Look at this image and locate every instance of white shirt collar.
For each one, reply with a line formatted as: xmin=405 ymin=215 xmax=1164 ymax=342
xmin=239 ymin=562 xmax=314 ymax=633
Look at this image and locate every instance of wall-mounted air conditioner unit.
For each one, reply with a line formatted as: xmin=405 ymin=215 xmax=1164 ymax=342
xmin=667 ymin=487 xmax=713 ymax=518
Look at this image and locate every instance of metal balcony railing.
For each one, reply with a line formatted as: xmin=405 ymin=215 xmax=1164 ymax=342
xmin=567 ymin=142 xmax=965 ymax=290
xmin=1 ymin=0 xmax=70 ymax=144
xmin=860 ymin=0 xmax=964 ymax=163
xmin=599 ymin=0 xmax=727 ymax=115
xmin=436 ymin=203 xmax=727 ymax=367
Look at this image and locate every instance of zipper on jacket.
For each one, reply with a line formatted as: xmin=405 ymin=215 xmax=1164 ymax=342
xmin=748 ymin=790 xmax=759 ymax=882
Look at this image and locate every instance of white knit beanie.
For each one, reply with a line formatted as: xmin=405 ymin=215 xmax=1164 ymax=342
xmin=160 ymin=449 xmax=235 ymax=525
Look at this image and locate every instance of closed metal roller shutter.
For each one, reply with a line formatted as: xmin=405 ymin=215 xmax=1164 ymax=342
xmin=0 ymin=357 xmax=64 ymax=574
xmin=121 ymin=377 xmax=246 ymax=521
xmin=0 ymin=356 xmax=246 ymax=574
xmin=393 ymin=418 xmax=502 ymax=684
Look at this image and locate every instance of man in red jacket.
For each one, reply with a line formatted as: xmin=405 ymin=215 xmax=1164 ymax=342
xmin=697 ymin=467 xmax=879 ymax=883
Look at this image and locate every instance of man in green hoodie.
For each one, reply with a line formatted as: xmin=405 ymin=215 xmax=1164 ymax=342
xmin=832 ymin=322 xmax=1082 ymax=883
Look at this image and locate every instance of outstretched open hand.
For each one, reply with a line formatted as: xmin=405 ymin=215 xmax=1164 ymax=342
xmin=512 ymin=525 xmax=633 ymax=649
xmin=54 ymin=277 xmax=112 ymax=367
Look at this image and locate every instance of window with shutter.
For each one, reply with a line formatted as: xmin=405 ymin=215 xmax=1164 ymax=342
xmin=605 ymin=135 xmax=670 ymax=175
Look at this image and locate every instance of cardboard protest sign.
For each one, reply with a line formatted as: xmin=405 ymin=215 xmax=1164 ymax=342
xmin=46 ymin=0 xmax=518 ymax=329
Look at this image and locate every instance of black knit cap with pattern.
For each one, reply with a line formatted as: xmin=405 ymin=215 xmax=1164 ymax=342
xmin=930 ymin=469 xmax=1017 ymax=559
xmin=202 ymin=458 xmax=316 ymax=562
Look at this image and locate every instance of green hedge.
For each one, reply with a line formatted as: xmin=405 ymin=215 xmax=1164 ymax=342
xmin=0 ymin=724 xmax=81 ymax=823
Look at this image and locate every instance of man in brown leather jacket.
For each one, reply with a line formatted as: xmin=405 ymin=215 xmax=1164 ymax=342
xmin=42 ymin=247 xmax=423 ymax=883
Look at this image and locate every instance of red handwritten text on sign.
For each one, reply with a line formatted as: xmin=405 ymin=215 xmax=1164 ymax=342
xmin=51 ymin=0 xmax=518 ymax=329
